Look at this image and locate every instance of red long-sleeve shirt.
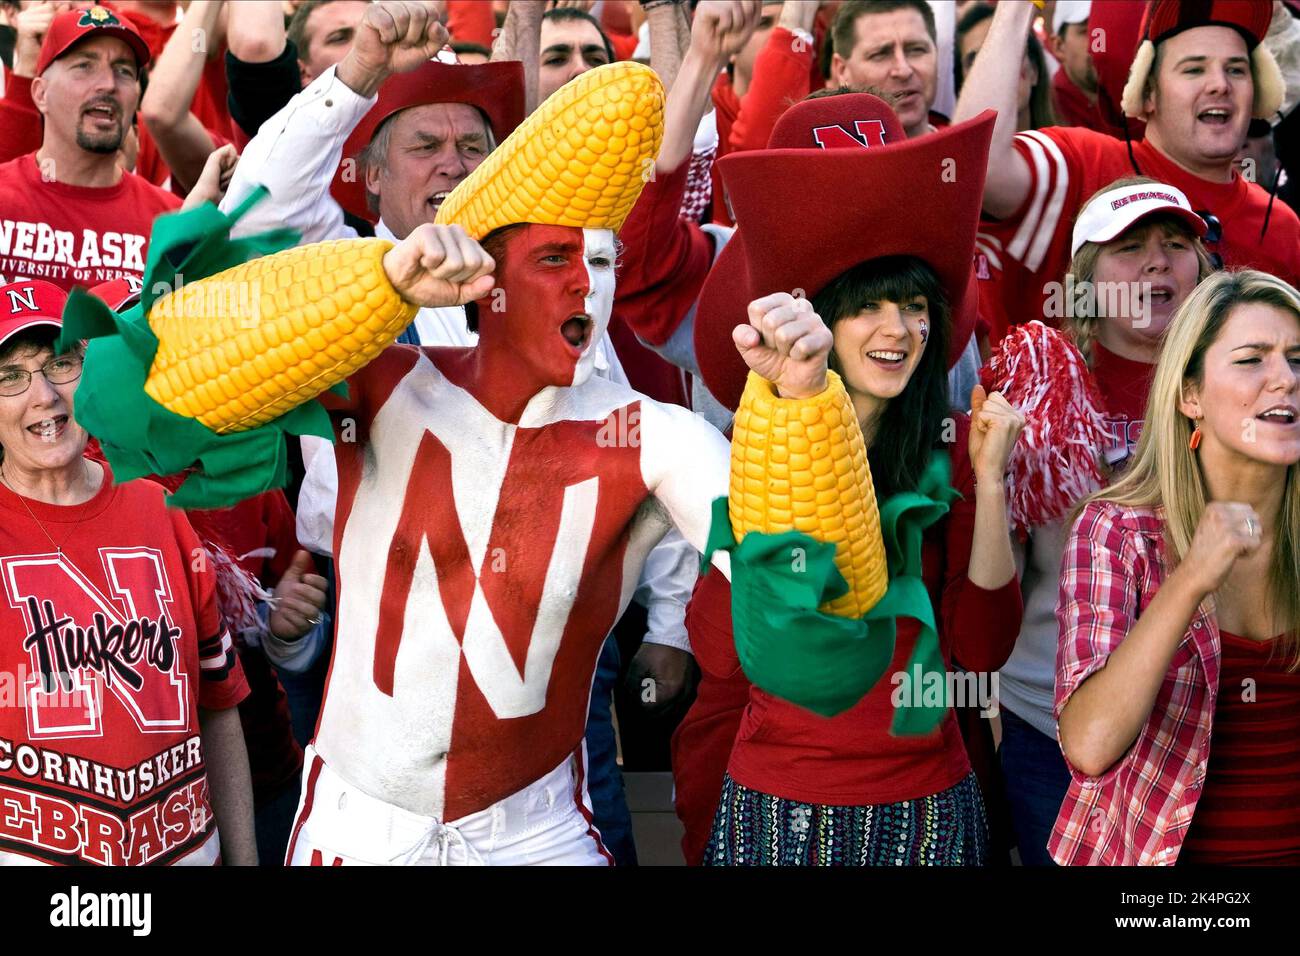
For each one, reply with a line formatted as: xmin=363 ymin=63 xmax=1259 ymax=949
xmin=614 ymin=160 xmax=717 ymax=350
xmin=447 ymin=0 xmax=497 ymax=49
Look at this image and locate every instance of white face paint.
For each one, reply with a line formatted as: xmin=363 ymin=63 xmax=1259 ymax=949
xmin=572 ymin=227 xmax=616 ymax=387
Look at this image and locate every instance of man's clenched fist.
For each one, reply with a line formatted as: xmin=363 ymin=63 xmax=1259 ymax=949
xmin=689 ymin=0 xmax=763 ymax=62
xmin=337 ymin=1 xmax=449 ymax=97
xmin=383 ymin=223 xmax=496 ymax=308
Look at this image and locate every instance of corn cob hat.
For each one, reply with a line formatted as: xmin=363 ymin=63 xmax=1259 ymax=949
xmin=694 ymin=94 xmax=995 ymax=412
xmin=434 ymin=60 xmax=665 ymax=240
xmin=331 ymin=58 xmax=527 ymax=224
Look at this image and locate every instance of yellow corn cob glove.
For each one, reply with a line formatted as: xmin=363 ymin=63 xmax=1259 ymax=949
xmin=729 ymin=369 xmax=888 ymax=619
xmin=144 ymin=237 xmax=418 ymax=434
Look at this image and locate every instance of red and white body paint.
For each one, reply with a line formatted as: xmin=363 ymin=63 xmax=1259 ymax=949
xmin=288 ymin=225 xmax=729 ymax=861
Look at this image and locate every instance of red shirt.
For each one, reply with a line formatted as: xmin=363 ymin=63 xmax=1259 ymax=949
xmin=1091 ymin=342 xmax=1154 ymax=469
xmin=975 ymin=215 xmax=1018 ymax=345
xmin=0 ymin=153 xmax=180 ymax=290
xmin=722 ymin=418 xmax=1023 ymax=806
xmin=994 ymin=128 xmax=1300 ymax=327
xmin=0 ymin=463 xmax=249 ymax=866
xmin=1048 ymin=69 xmax=1139 ymax=140
xmin=614 ymin=160 xmax=718 ymax=350
xmin=1180 ymin=631 xmax=1300 ymax=865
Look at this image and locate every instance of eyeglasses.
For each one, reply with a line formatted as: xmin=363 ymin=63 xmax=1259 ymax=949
xmin=1196 ymin=209 xmax=1224 ymax=270
xmin=0 ymin=354 xmax=83 ymax=397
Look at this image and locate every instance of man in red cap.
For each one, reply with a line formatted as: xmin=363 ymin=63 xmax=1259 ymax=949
xmin=955 ymin=0 xmax=1300 ymax=331
xmin=0 ymin=4 xmax=179 ymax=292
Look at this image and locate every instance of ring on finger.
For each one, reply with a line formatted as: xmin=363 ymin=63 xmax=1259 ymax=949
xmin=1245 ymin=517 xmax=1257 ymax=537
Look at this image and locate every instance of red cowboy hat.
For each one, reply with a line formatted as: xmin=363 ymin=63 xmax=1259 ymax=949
xmin=694 ymin=93 xmax=995 ymax=412
xmin=330 ymin=59 xmax=526 ymax=224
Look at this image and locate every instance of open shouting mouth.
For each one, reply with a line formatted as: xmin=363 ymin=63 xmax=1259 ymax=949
xmin=560 ymin=312 xmax=594 ymax=355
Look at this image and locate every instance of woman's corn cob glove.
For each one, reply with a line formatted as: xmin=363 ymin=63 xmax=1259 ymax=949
xmin=703 ymin=370 xmax=959 ymax=733
xmin=58 ymin=188 xmax=417 ymax=508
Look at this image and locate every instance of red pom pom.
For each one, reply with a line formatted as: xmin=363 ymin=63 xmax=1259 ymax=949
xmin=981 ymin=321 xmax=1109 ymax=530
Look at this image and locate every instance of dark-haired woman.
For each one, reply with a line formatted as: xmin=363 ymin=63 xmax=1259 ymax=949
xmin=701 ymin=254 xmax=1025 ymax=866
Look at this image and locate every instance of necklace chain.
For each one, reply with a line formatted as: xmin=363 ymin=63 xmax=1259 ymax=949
xmin=0 ymin=461 xmax=92 ymax=556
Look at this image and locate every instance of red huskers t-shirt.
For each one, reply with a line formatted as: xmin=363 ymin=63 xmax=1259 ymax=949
xmin=0 ymin=463 xmax=249 ymax=866
xmin=0 ymin=153 xmax=181 ymax=291
xmin=993 ymin=127 xmax=1300 ymax=328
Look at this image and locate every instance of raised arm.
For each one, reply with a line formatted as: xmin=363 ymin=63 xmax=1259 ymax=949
xmin=726 ymin=0 xmax=817 ymax=153
xmin=223 ymin=0 xmax=305 ymax=145
xmin=140 ymin=0 xmax=223 ymax=194
xmin=1056 ymin=502 xmax=1257 ymax=777
xmin=1266 ymin=0 xmax=1300 ymax=117
xmin=657 ymin=0 xmax=759 ymax=175
xmin=222 ymin=0 xmax=448 ymax=241
xmin=225 ymin=0 xmax=287 ymax=64
xmin=645 ymin=0 xmax=690 ymax=94
xmin=490 ymin=0 xmax=541 ymax=114
xmin=951 ymin=0 xmax=1035 ymax=219
xmin=0 ymin=1 xmax=57 ymax=163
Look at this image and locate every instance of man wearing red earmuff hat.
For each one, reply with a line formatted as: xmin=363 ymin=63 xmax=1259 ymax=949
xmin=955 ymin=0 xmax=1300 ymax=333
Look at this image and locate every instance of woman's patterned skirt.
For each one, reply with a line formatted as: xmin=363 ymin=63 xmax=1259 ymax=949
xmin=704 ymin=771 xmax=988 ymax=866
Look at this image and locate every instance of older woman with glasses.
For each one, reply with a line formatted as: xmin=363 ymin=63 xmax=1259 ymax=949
xmin=0 ymin=280 xmax=257 ymax=867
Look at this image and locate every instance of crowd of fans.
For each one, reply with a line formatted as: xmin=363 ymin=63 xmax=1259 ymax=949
xmin=0 ymin=0 xmax=1298 ymax=867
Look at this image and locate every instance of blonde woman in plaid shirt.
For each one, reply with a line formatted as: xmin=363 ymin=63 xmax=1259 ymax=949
xmin=1054 ymin=269 xmax=1300 ymax=865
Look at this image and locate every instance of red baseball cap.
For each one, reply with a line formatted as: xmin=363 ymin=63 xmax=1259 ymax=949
xmin=36 ymin=4 xmax=152 ymax=77
xmin=0 ymin=280 xmax=67 ymax=352
xmin=87 ymin=275 xmax=143 ymax=311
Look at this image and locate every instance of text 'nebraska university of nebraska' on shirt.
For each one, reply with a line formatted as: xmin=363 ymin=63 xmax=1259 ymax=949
xmin=0 ymin=153 xmax=182 ymax=292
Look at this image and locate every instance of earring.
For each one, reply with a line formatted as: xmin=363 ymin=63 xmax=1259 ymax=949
xmin=1189 ymin=425 xmax=1202 ymax=451
xmin=918 ymin=319 xmax=930 ymax=345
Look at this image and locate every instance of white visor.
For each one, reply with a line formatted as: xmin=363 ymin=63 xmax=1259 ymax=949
xmin=1070 ymin=182 xmax=1207 ymax=257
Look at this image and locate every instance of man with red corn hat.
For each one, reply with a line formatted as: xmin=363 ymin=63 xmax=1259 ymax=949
xmin=956 ymin=0 xmax=1300 ymax=333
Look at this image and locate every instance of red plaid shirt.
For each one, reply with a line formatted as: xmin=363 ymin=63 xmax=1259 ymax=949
xmin=1052 ymin=501 xmax=1220 ymax=865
